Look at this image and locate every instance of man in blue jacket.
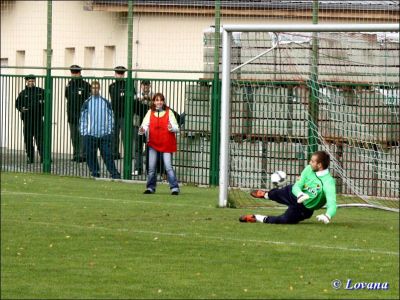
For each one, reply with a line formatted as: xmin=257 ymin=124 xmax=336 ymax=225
xmin=80 ymin=81 xmax=121 ymax=179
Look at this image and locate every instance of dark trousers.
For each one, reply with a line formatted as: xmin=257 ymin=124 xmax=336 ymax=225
xmin=266 ymin=185 xmax=313 ymax=224
xmin=133 ymin=125 xmax=144 ymax=171
xmin=69 ymin=122 xmax=85 ymax=159
xmin=22 ymin=118 xmax=43 ymax=162
xmin=84 ymin=135 xmax=120 ymax=179
xmin=113 ymin=116 xmax=124 ymax=157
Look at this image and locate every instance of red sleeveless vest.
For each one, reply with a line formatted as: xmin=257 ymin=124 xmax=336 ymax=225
xmin=148 ymin=108 xmax=177 ymax=153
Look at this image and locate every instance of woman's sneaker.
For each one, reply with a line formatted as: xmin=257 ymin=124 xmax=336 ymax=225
xmin=171 ymin=188 xmax=179 ymax=195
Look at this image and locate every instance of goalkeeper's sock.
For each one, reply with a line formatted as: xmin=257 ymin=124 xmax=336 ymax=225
xmin=254 ymin=214 xmax=268 ymax=223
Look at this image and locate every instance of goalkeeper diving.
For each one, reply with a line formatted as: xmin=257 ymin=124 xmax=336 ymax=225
xmin=240 ymin=151 xmax=336 ymax=225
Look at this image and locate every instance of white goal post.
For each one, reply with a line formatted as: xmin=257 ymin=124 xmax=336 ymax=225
xmin=219 ymin=23 xmax=400 ymax=208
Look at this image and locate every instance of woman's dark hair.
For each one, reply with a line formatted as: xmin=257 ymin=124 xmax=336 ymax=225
xmin=313 ymin=151 xmax=330 ymax=169
xmin=150 ymin=93 xmax=167 ymax=111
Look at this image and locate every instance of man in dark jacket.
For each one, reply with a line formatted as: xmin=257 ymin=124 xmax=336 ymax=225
xmin=65 ymin=65 xmax=91 ymax=162
xmin=15 ymin=75 xmax=45 ymax=164
xmin=108 ymin=66 xmax=133 ymax=160
xmin=132 ymin=80 xmax=152 ymax=175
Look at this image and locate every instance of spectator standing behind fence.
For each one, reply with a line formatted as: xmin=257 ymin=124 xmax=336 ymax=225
xmin=65 ymin=65 xmax=91 ymax=163
xmin=108 ymin=66 xmax=136 ymax=160
xmin=138 ymin=93 xmax=180 ymax=195
xmin=15 ymin=75 xmax=45 ymax=164
xmin=80 ymin=81 xmax=121 ymax=179
xmin=132 ymin=80 xmax=152 ymax=175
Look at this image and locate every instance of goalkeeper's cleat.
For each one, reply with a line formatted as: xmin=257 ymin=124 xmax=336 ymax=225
xmin=250 ymin=189 xmax=267 ymax=199
xmin=239 ymin=214 xmax=256 ymax=223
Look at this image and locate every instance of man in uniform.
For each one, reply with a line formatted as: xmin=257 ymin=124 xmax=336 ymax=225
xmin=132 ymin=80 xmax=152 ymax=175
xmin=108 ymin=66 xmax=134 ymax=160
xmin=15 ymin=75 xmax=45 ymax=163
xmin=65 ymin=65 xmax=91 ymax=162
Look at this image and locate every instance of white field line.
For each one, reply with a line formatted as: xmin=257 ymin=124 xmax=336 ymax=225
xmin=1 ymin=190 xmax=284 ymax=210
xmin=1 ymin=191 xmax=214 ymax=209
xmin=2 ymin=219 xmax=398 ymax=257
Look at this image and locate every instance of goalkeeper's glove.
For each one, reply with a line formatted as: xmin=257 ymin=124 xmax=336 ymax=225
xmin=297 ymin=192 xmax=309 ymax=203
xmin=316 ymin=214 xmax=330 ymax=224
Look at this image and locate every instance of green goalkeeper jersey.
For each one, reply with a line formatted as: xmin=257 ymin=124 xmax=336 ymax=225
xmin=292 ymin=165 xmax=337 ymax=218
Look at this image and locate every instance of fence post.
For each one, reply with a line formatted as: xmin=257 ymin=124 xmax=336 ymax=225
xmin=43 ymin=0 xmax=53 ymax=172
xmin=123 ymin=0 xmax=134 ymax=179
xmin=308 ymin=0 xmax=320 ymax=158
xmin=210 ymin=0 xmax=221 ymax=186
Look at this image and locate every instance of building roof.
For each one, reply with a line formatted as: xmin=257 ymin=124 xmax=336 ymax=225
xmin=90 ymin=0 xmax=400 ymax=11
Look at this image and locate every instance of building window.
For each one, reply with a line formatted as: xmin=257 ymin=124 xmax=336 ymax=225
xmin=1 ymin=58 xmax=8 ymax=67
xmin=104 ymin=45 xmax=116 ymax=69
xmin=84 ymin=47 xmax=95 ymax=70
xmin=16 ymin=50 xmax=25 ymax=74
xmin=65 ymin=47 xmax=75 ymax=70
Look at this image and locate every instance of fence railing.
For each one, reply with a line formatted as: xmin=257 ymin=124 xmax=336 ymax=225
xmin=1 ymin=74 xmax=218 ymax=183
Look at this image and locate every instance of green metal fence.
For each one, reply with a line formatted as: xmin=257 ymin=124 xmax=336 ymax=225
xmin=1 ymin=74 xmax=218 ymax=183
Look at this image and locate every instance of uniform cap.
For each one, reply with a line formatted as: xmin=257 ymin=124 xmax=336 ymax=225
xmin=114 ymin=66 xmax=127 ymax=74
xmin=24 ymin=74 xmax=36 ymax=80
xmin=70 ymin=65 xmax=82 ymax=72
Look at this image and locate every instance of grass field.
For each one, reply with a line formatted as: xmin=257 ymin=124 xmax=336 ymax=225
xmin=1 ymin=172 xmax=399 ymax=299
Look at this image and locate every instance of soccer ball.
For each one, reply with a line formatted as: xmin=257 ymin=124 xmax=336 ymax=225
xmin=271 ymin=171 xmax=287 ymax=187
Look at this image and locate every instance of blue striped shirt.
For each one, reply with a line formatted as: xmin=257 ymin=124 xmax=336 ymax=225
xmin=80 ymin=95 xmax=114 ymax=137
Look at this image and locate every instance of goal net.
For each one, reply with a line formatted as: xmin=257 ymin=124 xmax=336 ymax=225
xmin=219 ymin=24 xmax=399 ymax=212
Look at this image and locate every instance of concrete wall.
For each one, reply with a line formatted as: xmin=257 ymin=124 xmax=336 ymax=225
xmin=1 ymin=1 xmax=319 ymax=79
xmin=1 ymin=1 xmax=211 ymax=78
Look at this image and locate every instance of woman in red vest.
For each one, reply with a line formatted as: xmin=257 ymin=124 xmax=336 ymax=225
xmin=138 ymin=93 xmax=180 ymax=195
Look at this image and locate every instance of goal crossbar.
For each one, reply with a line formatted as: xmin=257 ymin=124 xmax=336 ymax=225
xmin=219 ymin=23 xmax=400 ymax=208
xmin=222 ymin=23 xmax=399 ymax=33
